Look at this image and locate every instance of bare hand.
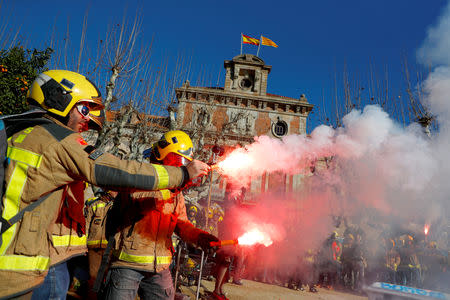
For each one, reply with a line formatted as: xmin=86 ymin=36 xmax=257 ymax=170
xmin=186 ymin=159 xmax=209 ymax=180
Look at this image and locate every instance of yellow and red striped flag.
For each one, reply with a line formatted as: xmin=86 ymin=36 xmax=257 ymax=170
xmin=261 ymin=36 xmax=278 ymax=48
xmin=242 ymin=34 xmax=260 ymax=46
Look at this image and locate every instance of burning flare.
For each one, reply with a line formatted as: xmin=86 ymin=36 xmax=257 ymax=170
xmin=424 ymin=224 xmax=430 ymax=235
xmin=238 ymin=227 xmax=273 ymax=247
xmin=216 ymin=151 xmax=253 ymax=176
xmin=209 ymin=227 xmax=275 ymax=247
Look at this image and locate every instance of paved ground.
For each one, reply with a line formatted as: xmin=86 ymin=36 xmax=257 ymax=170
xmin=180 ymin=279 xmax=369 ymax=300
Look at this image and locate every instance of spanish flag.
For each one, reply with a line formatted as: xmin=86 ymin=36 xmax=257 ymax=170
xmin=242 ymin=34 xmax=260 ymax=46
xmin=261 ymin=36 xmax=278 ymax=48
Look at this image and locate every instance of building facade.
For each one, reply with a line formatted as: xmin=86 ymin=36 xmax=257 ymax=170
xmin=175 ymin=54 xmax=314 ymax=204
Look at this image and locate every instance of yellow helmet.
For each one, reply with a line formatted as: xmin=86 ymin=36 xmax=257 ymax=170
xmin=188 ymin=205 xmax=198 ymax=214
xmin=27 ymin=70 xmax=104 ymax=117
xmin=208 ymin=207 xmax=214 ymax=219
xmin=153 ymin=130 xmax=194 ymax=161
xmin=89 ymin=109 xmax=105 ymax=131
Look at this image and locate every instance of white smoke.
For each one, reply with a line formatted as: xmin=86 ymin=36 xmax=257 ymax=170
xmin=221 ymin=104 xmax=437 ymax=218
xmin=418 ymin=0 xmax=450 ymax=224
xmin=218 ymin=2 xmax=450 ymax=264
xmin=417 ymin=1 xmax=450 ymax=67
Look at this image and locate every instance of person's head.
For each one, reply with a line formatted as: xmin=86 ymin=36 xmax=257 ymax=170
xmin=330 ymin=231 xmax=338 ymax=240
xmin=188 ymin=205 xmax=198 ymax=218
xmin=144 ymin=130 xmax=194 ymax=167
xmin=27 ymin=70 xmax=104 ymax=132
xmin=345 ymin=233 xmax=355 ymax=245
xmin=406 ymin=235 xmax=414 ymax=247
xmin=385 ymin=238 xmax=395 ymax=250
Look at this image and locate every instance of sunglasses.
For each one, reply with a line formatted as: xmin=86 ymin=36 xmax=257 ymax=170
xmin=76 ymin=104 xmax=90 ymax=117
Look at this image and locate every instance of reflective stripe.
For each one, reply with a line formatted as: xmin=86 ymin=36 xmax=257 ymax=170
xmin=153 ymin=164 xmax=169 ymax=189
xmin=85 ymin=197 xmax=97 ymax=206
xmin=87 ymin=239 xmax=108 ymax=246
xmin=7 ymin=146 xmax=42 ymax=168
xmin=0 ymin=163 xmax=27 ymax=254
xmin=161 ymin=189 xmax=171 ymax=200
xmin=114 ymin=250 xmax=172 ymax=265
xmin=92 ymin=202 xmax=106 ymax=213
xmin=52 ymin=234 xmax=87 ymax=247
xmin=1 ymin=146 xmax=42 ymax=255
xmin=0 ymin=255 xmax=50 ymax=271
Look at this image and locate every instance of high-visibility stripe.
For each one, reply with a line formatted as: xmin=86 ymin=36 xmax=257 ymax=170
xmin=92 ymin=202 xmax=106 ymax=213
xmin=153 ymin=164 xmax=169 ymax=189
xmin=161 ymin=189 xmax=171 ymax=200
xmin=1 ymin=145 xmax=43 ymax=255
xmin=52 ymin=234 xmax=87 ymax=247
xmin=7 ymin=146 xmax=42 ymax=168
xmin=87 ymin=239 xmax=108 ymax=246
xmin=0 ymin=255 xmax=50 ymax=271
xmin=0 ymin=162 xmax=28 ymax=255
xmin=114 ymin=250 xmax=172 ymax=265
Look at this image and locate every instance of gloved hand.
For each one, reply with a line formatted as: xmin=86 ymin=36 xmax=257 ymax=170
xmin=197 ymin=232 xmax=220 ymax=254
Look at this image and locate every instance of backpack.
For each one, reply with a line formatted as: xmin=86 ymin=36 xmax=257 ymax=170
xmin=0 ymin=107 xmax=51 ymax=239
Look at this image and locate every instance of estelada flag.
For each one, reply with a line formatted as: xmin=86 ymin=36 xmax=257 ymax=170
xmin=261 ymin=36 xmax=278 ymax=48
xmin=242 ymin=34 xmax=259 ymax=45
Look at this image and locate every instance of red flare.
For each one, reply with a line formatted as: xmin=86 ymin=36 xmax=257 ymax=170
xmin=210 ymin=239 xmax=238 ymax=247
xmin=424 ymin=224 xmax=430 ymax=235
xmin=237 ymin=228 xmax=273 ymax=247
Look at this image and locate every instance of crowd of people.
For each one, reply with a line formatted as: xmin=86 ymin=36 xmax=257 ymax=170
xmin=182 ymin=207 xmax=450 ymax=296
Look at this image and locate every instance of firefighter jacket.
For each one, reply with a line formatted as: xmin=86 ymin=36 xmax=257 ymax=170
xmin=0 ymin=116 xmax=189 ymax=298
xmin=86 ymin=193 xmax=114 ymax=249
xmin=398 ymin=246 xmax=421 ymax=269
xmin=110 ymin=189 xmax=208 ymax=273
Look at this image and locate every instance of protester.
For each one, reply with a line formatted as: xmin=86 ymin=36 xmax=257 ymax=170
xmin=84 ymin=187 xmax=116 ymax=299
xmin=102 ymin=130 xmax=219 ymax=300
xmin=32 ymin=102 xmax=106 ymax=300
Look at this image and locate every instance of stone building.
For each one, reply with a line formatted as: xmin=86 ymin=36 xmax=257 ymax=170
xmin=174 ymin=54 xmax=314 ymax=204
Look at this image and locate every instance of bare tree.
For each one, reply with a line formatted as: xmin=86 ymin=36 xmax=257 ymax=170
xmin=402 ymin=55 xmax=434 ymax=136
xmin=313 ymin=58 xmax=432 ymax=133
xmin=0 ymin=2 xmax=21 ymax=49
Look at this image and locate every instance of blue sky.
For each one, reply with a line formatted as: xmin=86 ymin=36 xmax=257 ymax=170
xmin=3 ymin=0 xmax=448 ymax=129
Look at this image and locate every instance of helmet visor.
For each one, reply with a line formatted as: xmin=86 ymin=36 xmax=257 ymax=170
xmin=78 ymin=96 xmax=104 ymax=110
xmin=76 ymin=104 xmax=90 ymax=117
xmin=162 ymin=152 xmax=190 ymax=167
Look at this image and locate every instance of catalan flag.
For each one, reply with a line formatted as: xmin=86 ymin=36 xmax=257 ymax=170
xmin=261 ymin=36 xmax=278 ymax=48
xmin=242 ymin=34 xmax=260 ymax=46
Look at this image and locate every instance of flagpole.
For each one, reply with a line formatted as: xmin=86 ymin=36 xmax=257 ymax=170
xmin=256 ymin=35 xmax=262 ymax=57
xmin=240 ymin=33 xmax=243 ymax=55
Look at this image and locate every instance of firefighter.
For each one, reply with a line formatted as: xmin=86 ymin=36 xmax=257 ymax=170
xmin=32 ymin=108 xmax=106 ymax=300
xmin=103 ymin=130 xmax=219 ymax=300
xmin=187 ymin=204 xmax=199 ymax=227
xmin=381 ymin=238 xmax=400 ymax=284
xmin=317 ymin=231 xmax=341 ymax=289
xmin=84 ymin=187 xmax=116 ymax=299
xmin=340 ymin=232 xmax=355 ymax=288
xmin=0 ymin=70 xmax=209 ymax=299
xmin=206 ymin=203 xmax=225 ymax=237
xmin=397 ymin=234 xmax=421 ymax=286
